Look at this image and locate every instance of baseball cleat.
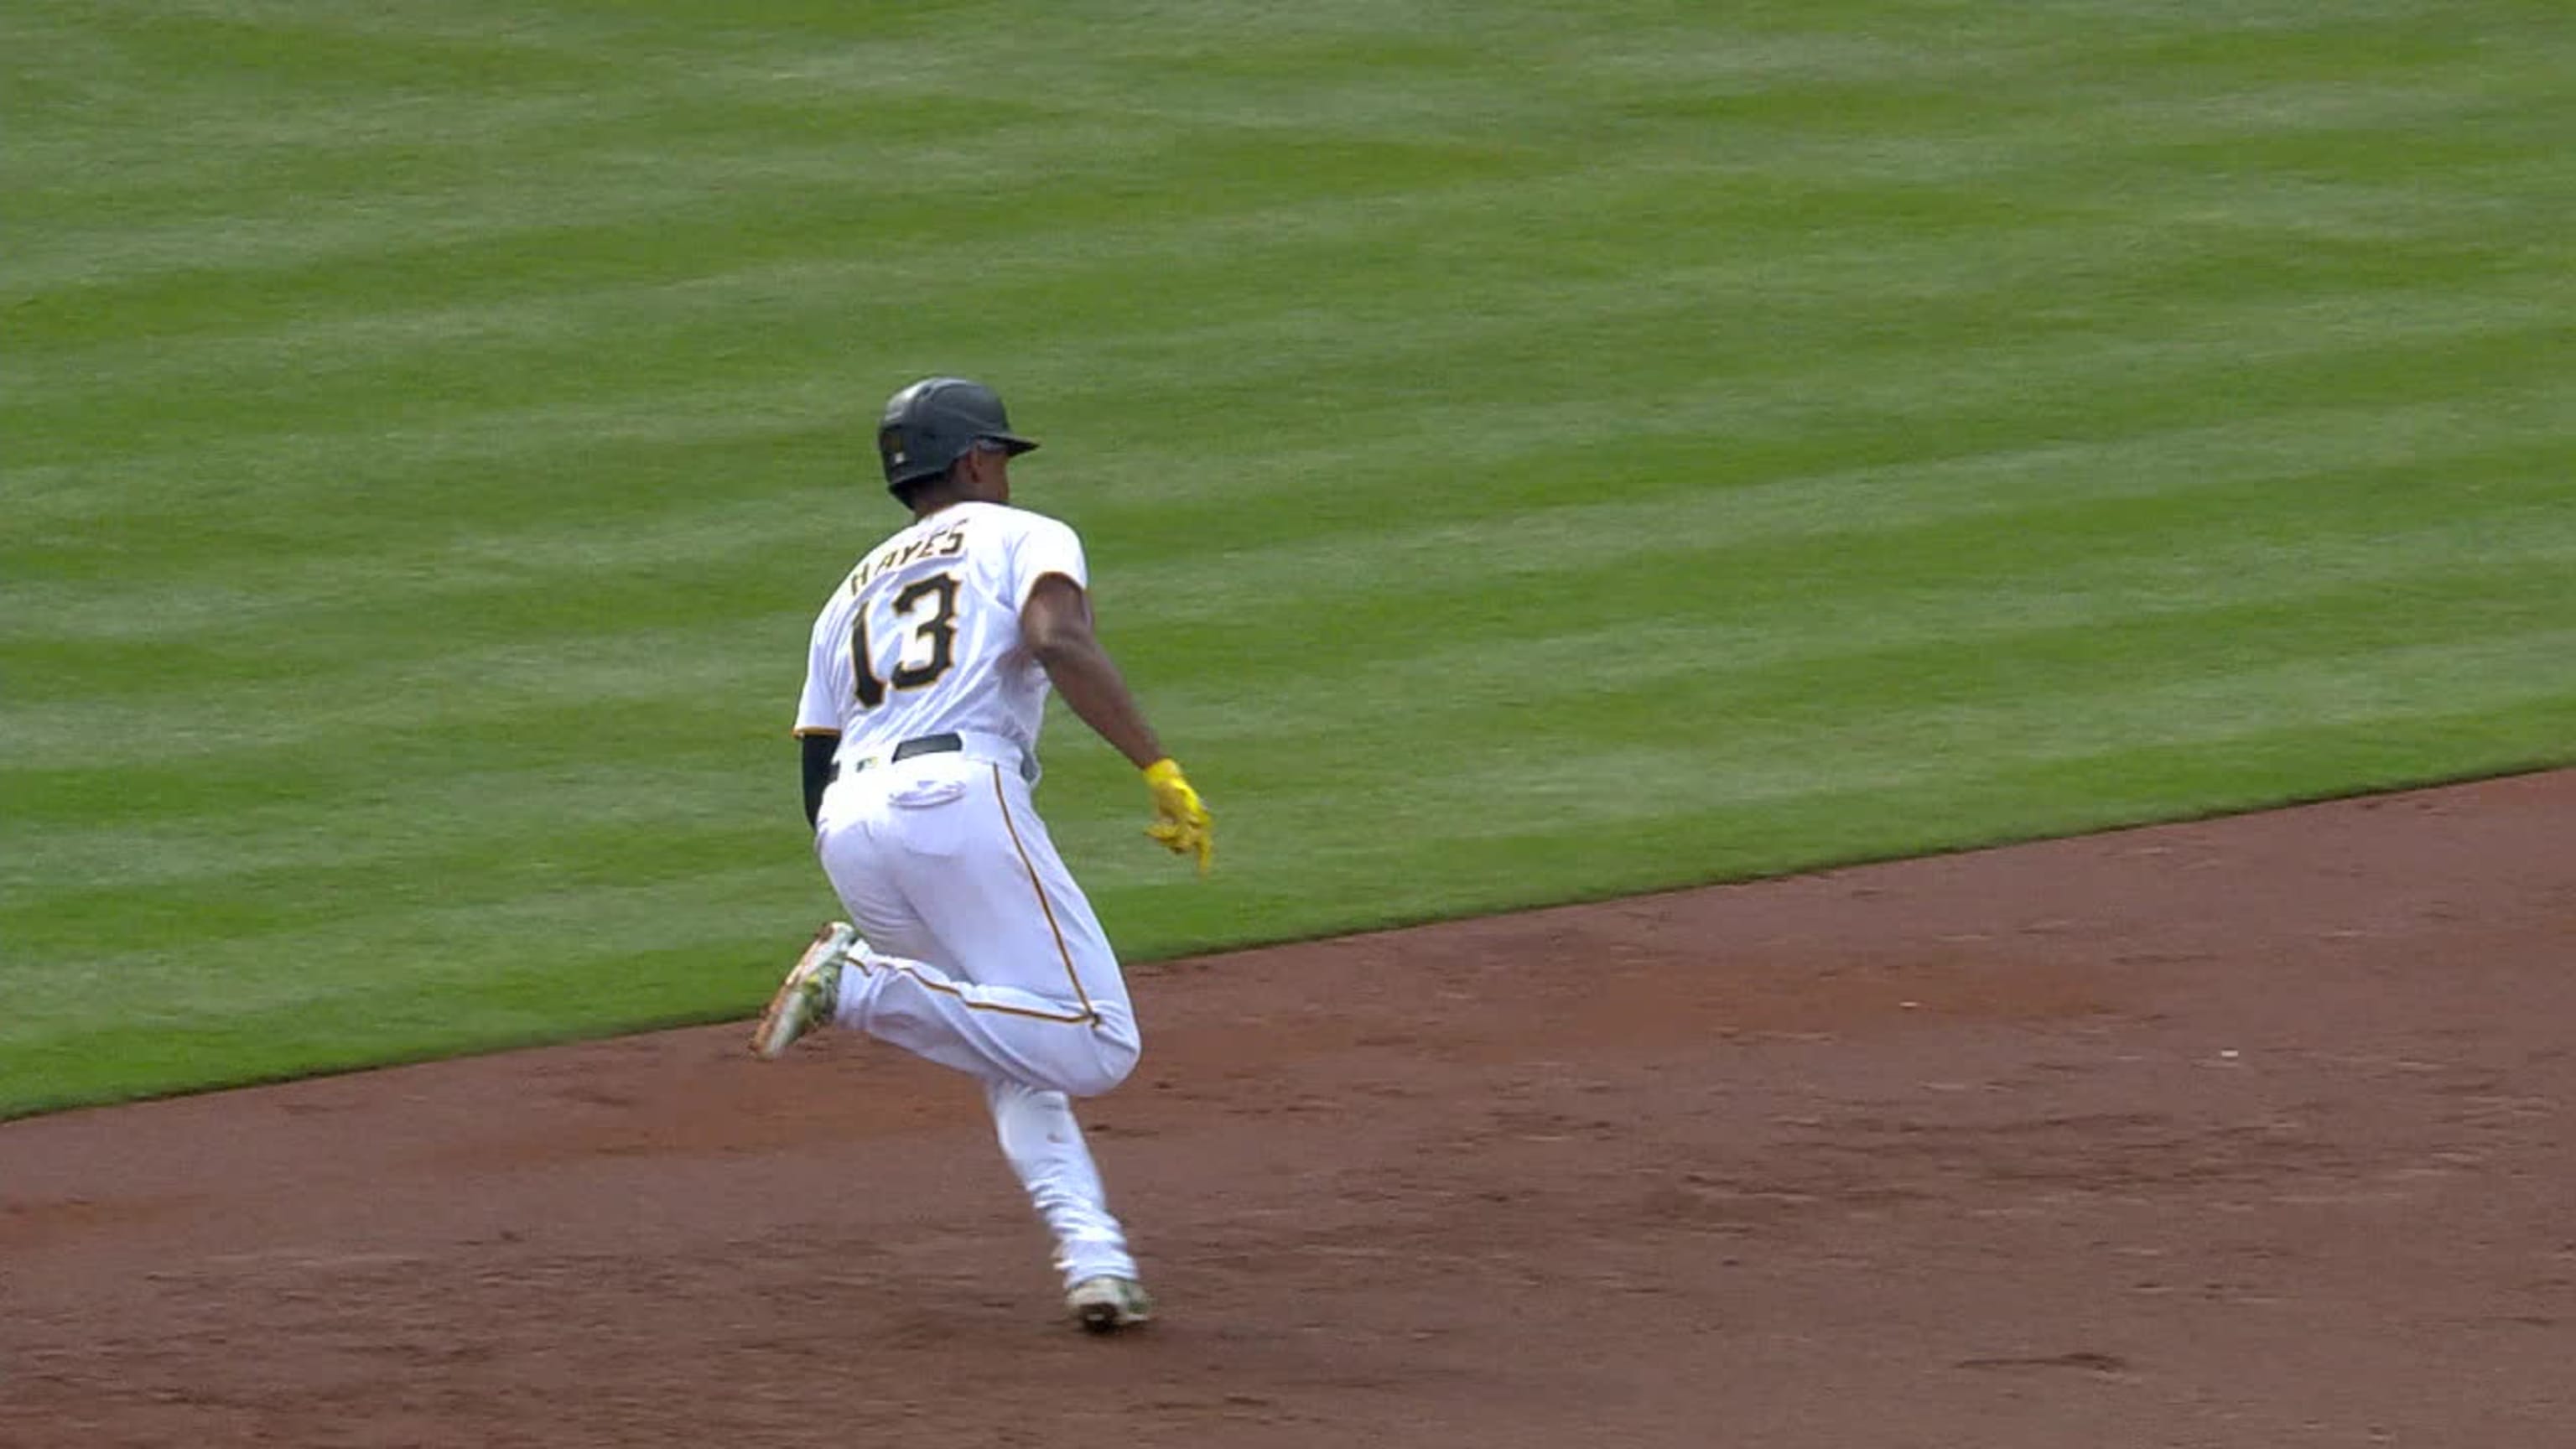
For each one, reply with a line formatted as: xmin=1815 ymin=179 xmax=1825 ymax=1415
xmin=1066 ymin=1275 xmax=1155 ymax=1334
xmin=750 ymin=922 xmax=858 ymax=1059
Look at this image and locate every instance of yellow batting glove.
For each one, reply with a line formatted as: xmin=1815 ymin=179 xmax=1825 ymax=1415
xmin=1140 ymin=757 xmax=1214 ymax=875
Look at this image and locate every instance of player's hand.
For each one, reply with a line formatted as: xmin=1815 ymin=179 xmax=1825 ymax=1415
xmin=1140 ymin=758 xmax=1213 ymax=874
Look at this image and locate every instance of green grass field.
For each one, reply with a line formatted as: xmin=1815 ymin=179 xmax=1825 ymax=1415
xmin=6 ymin=0 xmax=2571 ymax=1118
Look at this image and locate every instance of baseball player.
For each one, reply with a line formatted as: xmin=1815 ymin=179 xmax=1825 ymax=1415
xmin=751 ymin=376 xmax=1213 ymax=1334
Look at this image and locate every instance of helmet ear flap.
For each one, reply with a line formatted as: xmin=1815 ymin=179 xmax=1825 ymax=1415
xmin=879 ymin=422 xmax=948 ymax=495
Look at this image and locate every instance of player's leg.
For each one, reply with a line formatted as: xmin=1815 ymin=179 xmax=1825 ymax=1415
xmin=935 ymin=772 xmax=1150 ymax=1319
xmin=984 ymin=1077 xmax=1139 ymax=1287
xmin=757 ymin=775 xmax=940 ymax=1058
xmin=825 ymin=762 xmax=1140 ymax=1098
xmin=828 ymin=941 xmax=1137 ymax=1095
xmin=797 ymin=760 xmax=1152 ymax=1325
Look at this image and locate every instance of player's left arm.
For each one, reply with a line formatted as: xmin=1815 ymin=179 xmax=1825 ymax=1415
xmin=1024 ymin=575 xmax=1161 ymax=769
xmin=1023 ymin=575 xmax=1213 ymax=871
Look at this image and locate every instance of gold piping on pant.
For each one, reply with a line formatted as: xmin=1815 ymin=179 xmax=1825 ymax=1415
xmin=898 ymin=964 xmax=1093 ymax=1024
xmin=990 ymin=764 xmax=1100 ymax=1024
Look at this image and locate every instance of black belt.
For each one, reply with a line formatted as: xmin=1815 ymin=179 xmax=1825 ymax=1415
xmin=839 ymin=733 xmax=963 ymax=778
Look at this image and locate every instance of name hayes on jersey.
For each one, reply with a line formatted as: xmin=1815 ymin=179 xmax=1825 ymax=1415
xmin=847 ymin=520 xmax=969 ymax=598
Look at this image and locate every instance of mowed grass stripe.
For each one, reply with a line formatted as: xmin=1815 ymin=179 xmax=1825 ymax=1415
xmin=13 ymin=459 xmax=2567 ymax=869
xmin=24 ymin=1 xmax=2555 ymax=394
xmin=21 ymin=103 xmax=2551 ymax=433
xmin=1 ymin=825 xmax=809 ymax=1019
xmin=1054 ymin=633 xmax=2576 ymax=917
xmin=3 ymin=763 xmax=776 ymax=899
xmin=10 ymin=387 xmax=2563 ymax=756
xmin=0 ymin=894 xmax=823 ymax=1118
xmin=1118 ymin=392 xmax=2574 ymax=623
xmin=8 ymin=402 xmax=2566 ymax=817
xmin=3 ymin=807 xmax=802 ymax=984
xmin=18 ymin=482 xmax=2563 ymax=908
xmin=14 ymin=272 xmax=2563 ymax=586
xmin=1145 ymin=538 xmax=2576 ymax=754
xmin=18 ymin=505 xmax=2564 ymax=973
xmin=4 ymin=618 xmax=792 ymax=769
xmin=1051 ymin=694 xmax=2576 ymax=959
xmin=21 ymin=52 xmax=2537 ymax=319
xmin=14 ymin=477 xmax=2564 ymax=956
xmin=1154 ymin=555 xmax=2576 ymax=794
xmin=15 ymin=543 xmax=2563 ymax=921
xmin=23 ymin=193 xmax=2550 ymax=430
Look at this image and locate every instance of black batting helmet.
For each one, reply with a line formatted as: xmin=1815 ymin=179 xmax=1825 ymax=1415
xmin=876 ymin=377 xmax=1037 ymax=495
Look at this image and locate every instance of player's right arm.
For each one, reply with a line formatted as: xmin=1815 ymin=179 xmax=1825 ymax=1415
xmin=793 ymin=595 xmax=850 ymax=830
xmin=798 ymin=732 xmax=838 ymax=829
xmin=1022 ymin=576 xmax=1214 ymax=872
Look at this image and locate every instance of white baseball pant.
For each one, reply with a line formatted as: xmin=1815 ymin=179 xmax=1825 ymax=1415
xmin=812 ymin=737 xmax=1140 ymax=1286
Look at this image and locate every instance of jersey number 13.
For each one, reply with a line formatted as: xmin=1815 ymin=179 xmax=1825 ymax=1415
xmin=851 ymin=573 xmax=960 ymax=709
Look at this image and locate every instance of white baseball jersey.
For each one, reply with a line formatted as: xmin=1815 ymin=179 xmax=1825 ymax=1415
xmin=794 ymin=501 xmax=1088 ymax=759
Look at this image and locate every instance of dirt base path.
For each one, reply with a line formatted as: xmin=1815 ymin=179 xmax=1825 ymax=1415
xmin=5 ymin=772 xmax=2572 ymax=1448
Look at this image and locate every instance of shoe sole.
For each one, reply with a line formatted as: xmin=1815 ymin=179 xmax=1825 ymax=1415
xmin=750 ymin=923 xmax=854 ymax=1059
xmin=1075 ymin=1300 xmax=1150 ymax=1333
xmin=1068 ymin=1279 xmax=1154 ymax=1334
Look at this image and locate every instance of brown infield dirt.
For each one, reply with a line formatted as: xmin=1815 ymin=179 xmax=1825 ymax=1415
xmin=4 ymin=771 xmax=2572 ymax=1448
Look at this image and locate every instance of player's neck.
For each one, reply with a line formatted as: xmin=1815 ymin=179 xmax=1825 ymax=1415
xmin=908 ymin=485 xmax=1006 ymax=521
